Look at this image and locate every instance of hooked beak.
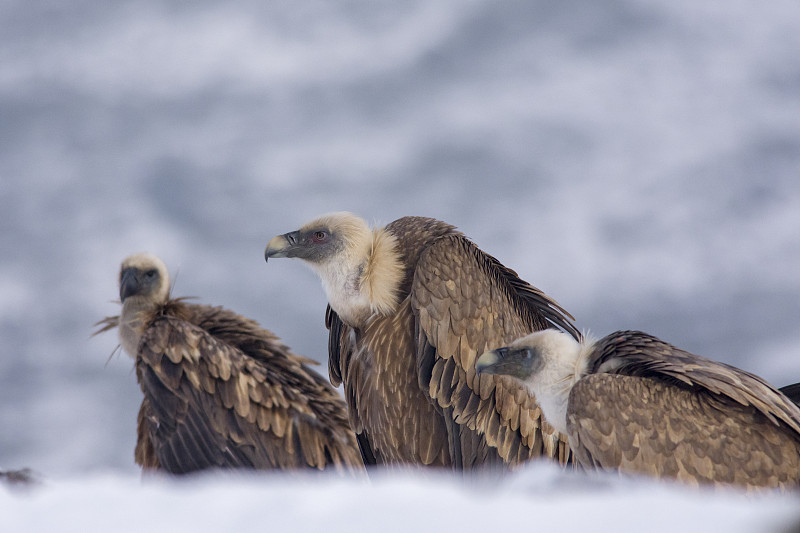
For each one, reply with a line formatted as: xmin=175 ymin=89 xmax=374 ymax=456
xmin=264 ymin=231 xmax=300 ymax=262
xmin=119 ymin=268 xmax=140 ymax=302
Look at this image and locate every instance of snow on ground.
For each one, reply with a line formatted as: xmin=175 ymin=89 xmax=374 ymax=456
xmin=2 ymin=463 xmax=799 ymax=533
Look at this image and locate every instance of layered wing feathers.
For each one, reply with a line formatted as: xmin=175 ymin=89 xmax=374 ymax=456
xmin=591 ymin=331 xmax=800 ymax=435
xmin=136 ymin=311 xmax=362 ymax=473
xmin=568 ymin=373 xmax=800 ymax=488
xmin=327 ymin=301 xmax=450 ymax=466
xmin=411 ymin=234 xmax=575 ymax=467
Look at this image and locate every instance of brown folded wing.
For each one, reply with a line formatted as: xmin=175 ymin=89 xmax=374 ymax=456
xmin=568 ymin=373 xmax=800 ymax=489
xmin=135 ymin=313 xmax=362 ymax=473
xmin=327 ymin=301 xmax=451 ymax=466
xmin=411 ymin=234 xmax=576 ymax=467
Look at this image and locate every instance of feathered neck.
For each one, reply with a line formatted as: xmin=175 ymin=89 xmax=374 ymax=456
xmin=315 ymin=225 xmax=403 ymax=328
xmin=526 ymin=332 xmax=595 ymax=436
xmin=118 ymin=296 xmax=162 ymax=357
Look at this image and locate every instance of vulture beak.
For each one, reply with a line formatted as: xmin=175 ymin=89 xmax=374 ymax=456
xmin=264 ymin=231 xmax=300 ymax=262
xmin=119 ymin=268 xmax=140 ymax=302
xmin=476 ymin=346 xmax=539 ymax=380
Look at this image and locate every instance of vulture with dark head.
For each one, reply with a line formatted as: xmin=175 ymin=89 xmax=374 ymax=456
xmin=476 ymin=329 xmax=800 ymax=489
xmin=95 ymin=252 xmax=363 ymax=474
xmin=264 ymin=213 xmax=579 ymax=469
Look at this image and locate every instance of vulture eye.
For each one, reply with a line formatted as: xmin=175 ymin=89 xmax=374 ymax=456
xmin=312 ymin=231 xmax=327 ymax=243
xmin=145 ymin=269 xmax=158 ymax=279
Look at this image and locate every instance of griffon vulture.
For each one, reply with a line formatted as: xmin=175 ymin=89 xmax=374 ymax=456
xmin=476 ymin=329 xmax=800 ymax=489
xmin=264 ymin=213 xmax=579 ymax=469
xmin=95 ymin=252 xmax=363 ymax=474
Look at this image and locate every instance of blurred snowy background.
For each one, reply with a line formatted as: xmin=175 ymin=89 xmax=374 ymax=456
xmin=2 ymin=0 xmax=800 ymax=522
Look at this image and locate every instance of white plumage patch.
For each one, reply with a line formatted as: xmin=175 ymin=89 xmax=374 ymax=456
xmin=509 ymin=330 xmax=594 ymax=435
xmin=302 ymin=213 xmax=403 ymax=328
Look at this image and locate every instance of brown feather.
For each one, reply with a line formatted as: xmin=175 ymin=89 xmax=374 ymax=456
xmin=564 ymin=331 xmax=800 ymax=489
xmin=569 ymin=373 xmax=800 ymax=489
xmin=589 ymin=331 xmax=800 ymax=435
xmin=410 ymin=227 xmax=575 ymax=468
xmin=327 ymin=216 xmax=578 ymax=469
xmin=100 ymin=295 xmax=363 ymax=474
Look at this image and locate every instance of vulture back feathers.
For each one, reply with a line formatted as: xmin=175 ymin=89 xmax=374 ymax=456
xmin=95 ymin=252 xmax=363 ymax=474
xmin=477 ymin=329 xmax=800 ymax=490
xmin=266 ymin=214 xmax=578 ymax=469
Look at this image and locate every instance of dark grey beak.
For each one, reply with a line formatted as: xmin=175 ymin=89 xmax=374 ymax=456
xmin=119 ymin=268 xmax=140 ymax=302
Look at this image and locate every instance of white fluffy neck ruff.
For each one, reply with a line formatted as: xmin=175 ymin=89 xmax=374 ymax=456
xmin=517 ymin=330 xmax=594 ymax=435
xmin=119 ymin=302 xmax=150 ymax=358
xmin=118 ymin=253 xmax=170 ymax=357
xmin=311 ymin=221 xmax=403 ymax=328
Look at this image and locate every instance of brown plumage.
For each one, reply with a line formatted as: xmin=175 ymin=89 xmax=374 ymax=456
xmin=477 ymin=329 xmax=800 ymax=490
xmin=95 ymin=252 xmax=363 ymax=474
xmin=265 ymin=213 xmax=578 ymax=469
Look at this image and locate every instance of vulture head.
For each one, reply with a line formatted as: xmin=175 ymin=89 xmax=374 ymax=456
xmin=116 ymin=252 xmax=170 ymax=357
xmin=265 ymin=212 xmax=402 ymax=327
xmin=119 ymin=252 xmax=170 ymax=305
xmin=476 ymin=330 xmax=588 ymax=435
xmin=264 ymin=212 xmax=372 ymax=266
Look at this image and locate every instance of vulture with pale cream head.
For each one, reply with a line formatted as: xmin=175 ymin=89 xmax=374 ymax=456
xmin=476 ymin=329 xmax=800 ymax=489
xmin=265 ymin=213 xmax=579 ymax=469
xmin=95 ymin=252 xmax=363 ymax=474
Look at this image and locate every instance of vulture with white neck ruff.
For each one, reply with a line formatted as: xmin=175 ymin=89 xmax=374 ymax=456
xmin=476 ymin=329 xmax=800 ymax=489
xmin=265 ymin=213 xmax=579 ymax=469
xmin=95 ymin=252 xmax=363 ymax=474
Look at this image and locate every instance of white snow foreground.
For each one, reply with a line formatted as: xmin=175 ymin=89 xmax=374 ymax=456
xmin=0 ymin=462 xmax=800 ymax=533
xmin=1 ymin=462 xmax=798 ymax=533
